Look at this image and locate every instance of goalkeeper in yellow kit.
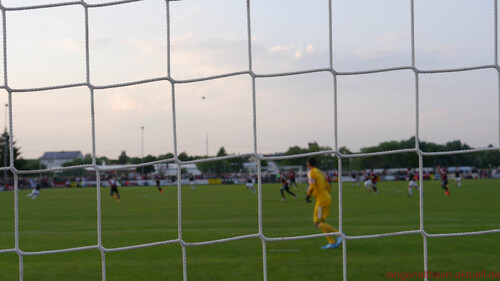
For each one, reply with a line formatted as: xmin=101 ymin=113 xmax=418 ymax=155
xmin=305 ymin=157 xmax=342 ymax=249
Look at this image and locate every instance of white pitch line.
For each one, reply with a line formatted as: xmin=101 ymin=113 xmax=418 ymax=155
xmin=269 ymin=249 xmax=300 ymax=253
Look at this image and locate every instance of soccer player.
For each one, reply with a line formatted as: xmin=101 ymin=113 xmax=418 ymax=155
xmin=437 ymin=165 xmax=450 ymax=196
xmin=454 ymin=168 xmax=461 ymax=188
xmin=350 ymin=171 xmax=359 ymax=187
xmin=276 ymin=171 xmax=282 ymax=183
xmin=108 ymin=175 xmax=120 ymax=202
xmin=155 ymin=176 xmax=163 ymax=193
xmin=305 ymin=157 xmax=342 ymax=249
xmin=26 ymin=181 xmax=41 ymax=200
xmin=363 ymin=176 xmax=372 ymax=191
xmin=280 ymin=176 xmax=297 ymax=201
xmin=189 ymin=174 xmax=196 ymax=190
xmin=363 ymin=169 xmax=378 ymax=194
xmin=407 ymin=169 xmax=418 ymax=197
xmin=246 ymin=177 xmax=257 ymax=194
xmin=289 ymin=169 xmax=298 ymax=190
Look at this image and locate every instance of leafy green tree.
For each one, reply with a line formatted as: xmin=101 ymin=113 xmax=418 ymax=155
xmin=132 ymin=155 xmax=157 ymax=175
xmin=61 ymin=156 xmax=92 ymax=167
xmin=0 ymin=131 xmax=23 ymax=170
xmin=159 ymin=153 xmax=174 ymax=160
xmin=196 ymin=147 xmax=234 ymax=176
xmin=141 ymin=155 xmax=157 ymax=175
xmin=339 ymin=146 xmax=352 ymax=169
xmin=227 ymin=155 xmax=249 ymax=173
xmin=117 ymin=151 xmax=130 ymax=164
xmin=346 ymin=137 xmax=500 ymax=169
xmin=214 ymin=147 xmax=231 ymax=175
xmin=60 ymin=155 xmax=92 ymax=177
xmin=19 ymin=159 xmax=45 ymax=170
xmin=281 ymin=146 xmax=308 ymax=167
xmin=130 ymin=157 xmax=141 ymax=165
xmin=178 ymin=152 xmax=190 ymax=161
xmin=216 ymin=147 xmax=227 ymax=157
xmin=196 ymin=157 xmax=213 ymax=175
xmin=281 ymin=142 xmax=336 ymax=170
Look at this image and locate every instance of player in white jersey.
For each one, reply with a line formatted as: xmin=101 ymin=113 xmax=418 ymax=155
xmin=363 ymin=170 xmax=378 ymax=193
xmin=407 ymin=169 xmax=418 ymax=197
xmin=189 ymin=174 xmax=196 ymax=190
xmin=26 ymin=181 xmax=41 ymax=200
xmin=454 ymin=168 xmax=461 ymax=187
xmin=245 ymin=177 xmax=256 ymax=194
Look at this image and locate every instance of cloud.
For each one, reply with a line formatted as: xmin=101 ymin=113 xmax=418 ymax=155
xmin=331 ymin=31 xmax=412 ymax=66
xmin=419 ymin=44 xmax=460 ymax=55
xmin=353 ymin=46 xmax=403 ymax=60
xmin=269 ymin=45 xmax=288 ymax=53
xmin=40 ymin=37 xmax=139 ymax=54
xmin=122 ymin=37 xmax=167 ymax=57
xmin=267 ymin=43 xmax=314 ymax=60
xmin=10 ymin=30 xmax=492 ymax=157
xmin=306 ymin=44 xmax=314 ymax=54
xmin=107 ymin=89 xmax=144 ymax=113
xmin=169 ymin=34 xmax=249 ymax=78
xmin=378 ymin=32 xmax=406 ymax=43
xmin=41 ymin=38 xmax=84 ymax=53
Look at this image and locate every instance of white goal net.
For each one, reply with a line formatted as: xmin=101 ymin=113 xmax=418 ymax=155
xmin=0 ymin=0 xmax=499 ymax=281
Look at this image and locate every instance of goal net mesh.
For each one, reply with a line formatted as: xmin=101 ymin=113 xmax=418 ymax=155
xmin=0 ymin=0 xmax=499 ymax=280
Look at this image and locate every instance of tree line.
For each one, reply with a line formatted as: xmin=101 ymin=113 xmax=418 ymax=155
xmin=61 ymin=147 xmax=251 ymax=176
xmin=2 ymin=130 xmax=499 ymax=177
xmin=280 ymin=138 xmax=500 ymax=170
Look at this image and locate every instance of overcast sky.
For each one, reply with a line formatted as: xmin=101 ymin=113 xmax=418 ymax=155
xmin=0 ymin=0 xmax=498 ymax=159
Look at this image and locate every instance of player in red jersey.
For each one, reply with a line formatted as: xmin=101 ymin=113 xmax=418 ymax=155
xmin=363 ymin=169 xmax=378 ymax=194
xmin=155 ymin=176 xmax=163 ymax=193
xmin=280 ymin=176 xmax=297 ymax=201
xmin=437 ymin=165 xmax=450 ymax=196
xmin=288 ymin=170 xmax=298 ymax=190
xmin=108 ymin=175 xmax=120 ymax=202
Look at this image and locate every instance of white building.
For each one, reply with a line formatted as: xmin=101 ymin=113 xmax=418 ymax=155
xmin=40 ymin=151 xmax=84 ymax=169
xmin=154 ymin=163 xmax=202 ymax=176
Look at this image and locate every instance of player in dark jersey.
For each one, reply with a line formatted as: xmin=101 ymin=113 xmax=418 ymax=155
xmin=246 ymin=177 xmax=257 ymax=194
xmin=189 ymin=174 xmax=196 ymax=190
xmin=108 ymin=175 xmax=120 ymax=202
xmin=350 ymin=171 xmax=359 ymax=187
xmin=289 ymin=170 xmax=297 ymax=190
xmin=407 ymin=169 xmax=418 ymax=196
xmin=437 ymin=165 xmax=450 ymax=196
xmin=370 ymin=171 xmax=378 ymax=194
xmin=280 ymin=176 xmax=297 ymax=201
xmin=155 ymin=176 xmax=163 ymax=193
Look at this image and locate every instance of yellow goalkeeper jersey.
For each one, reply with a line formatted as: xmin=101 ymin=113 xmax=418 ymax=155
xmin=307 ymin=167 xmax=332 ymax=207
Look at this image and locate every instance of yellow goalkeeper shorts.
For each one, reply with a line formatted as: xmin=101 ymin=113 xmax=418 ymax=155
xmin=314 ymin=203 xmax=330 ymax=223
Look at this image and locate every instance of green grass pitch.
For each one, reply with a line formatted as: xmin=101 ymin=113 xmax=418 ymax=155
xmin=0 ymin=180 xmax=499 ymax=280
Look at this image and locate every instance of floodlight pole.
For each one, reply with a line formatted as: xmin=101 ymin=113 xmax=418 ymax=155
xmin=206 ymin=133 xmax=208 ymax=156
xmin=3 ymin=103 xmax=6 ymax=131
xmin=141 ymin=126 xmax=144 ymax=176
xmin=3 ymin=103 xmax=7 ymax=180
